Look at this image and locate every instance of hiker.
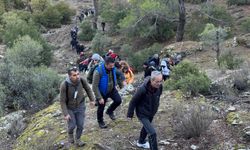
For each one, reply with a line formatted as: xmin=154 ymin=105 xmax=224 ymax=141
xmin=144 ymin=61 xmax=157 ymax=78
xmin=101 ymin=22 xmax=106 ymax=32
xmin=148 ymin=54 xmax=160 ymax=67
xmin=60 ymin=66 xmax=95 ymax=147
xmin=92 ymin=56 xmax=125 ymax=129
xmin=127 ymin=71 xmax=163 ymax=150
xmin=76 ymin=44 xmax=85 ymax=55
xmin=160 ymin=60 xmax=170 ymax=81
xmin=78 ymin=56 xmax=91 ymax=73
xmin=119 ymin=61 xmax=134 ymax=84
xmin=70 ymin=39 xmax=78 ymax=51
xmin=87 ymin=53 xmax=104 ymax=84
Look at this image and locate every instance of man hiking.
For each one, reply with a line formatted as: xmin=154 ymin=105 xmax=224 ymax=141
xmin=60 ymin=66 xmax=95 ymax=147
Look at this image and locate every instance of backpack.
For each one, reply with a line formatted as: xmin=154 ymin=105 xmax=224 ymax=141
xmin=87 ymin=64 xmax=99 ymax=84
xmin=65 ymin=78 xmax=84 ymax=105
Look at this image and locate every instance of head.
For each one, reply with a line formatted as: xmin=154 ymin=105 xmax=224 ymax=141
xmin=91 ymin=53 xmax=101 ymax=64
xmin=122 ymin=66 xmax=129 ymax=73
xmin=104 ymin=56 xmax=115 ymax=70
xmin=150 ymin=71 xmax=163 ymax=88
xmin=67 ymin=66 xmax=80 ymax=84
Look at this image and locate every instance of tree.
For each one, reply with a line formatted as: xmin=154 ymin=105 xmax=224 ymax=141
xmin=176 ymin=0 xmax=186 ymax=42
xmin=93 ymin=0 xmax=99 ymax=29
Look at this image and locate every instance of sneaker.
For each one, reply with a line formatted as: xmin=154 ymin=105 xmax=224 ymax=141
xmin=136 ymin=141 xmax=150 ymax=149
xmin=68 ymin=134 xmax=74 ymax=144
xmin=106 ymin=111 xmax=116 ymax=120
xmin=98 ymin=121 xmax=107 ymax=129
xmin=75 ymin=139 xmax=86 ymax=147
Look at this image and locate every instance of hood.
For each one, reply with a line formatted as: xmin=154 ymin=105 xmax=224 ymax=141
xmin=143 ymin=76 xmax=151 ymax=87
xmin=65 ymin=76 xmax=80 ymax=86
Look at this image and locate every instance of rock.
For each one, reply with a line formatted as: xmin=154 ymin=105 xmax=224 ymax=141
xmin=0 ymin=110 xmax=27 ymax=136
xmin=243 ymin=126 xmax=250 ymax=141
xmin=159 ymin=140 xmax=170 ymax=145
xmin=227 ymin=106 xmax=236 ymax=112
xmin=191 ymin=144 xmax=199 ymax=150
xmin=52 ymin=110 xmax=62 ymax=117
xmin=226 ymin=112 xmax=243 ymax=125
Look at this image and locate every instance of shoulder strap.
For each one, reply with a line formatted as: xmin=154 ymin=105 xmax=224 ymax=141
xmin=65 ymin=81 xmax=69 ymax=105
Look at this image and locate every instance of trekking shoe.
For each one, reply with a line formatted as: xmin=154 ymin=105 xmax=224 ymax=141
xmin=68 ymin=134 xmax=74 ymax=144
xmin=106 ymin=111 xmax=116 ymax=120
xmin=75 ymin=138 xmax=86 ymax=147
xmin=98 ymin=121 xmax=107 ymax=129
xmin=136 ymin=141 xmax=150 ymax=149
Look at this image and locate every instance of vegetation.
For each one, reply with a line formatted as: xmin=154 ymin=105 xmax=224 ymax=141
xmin=240 ymin=18 xmax=250 ymax=33
xmin=91 ymin=32 xmax=112 ymax=56
xmin=79 ymin=21 xmax=96 ymax=41
xmin=173 ymin=103 xmax=215 ymax=139
xmin=218 ymin=50 xmax=243 ymax=70
xmin=186 ymin=4 xmax=233 ymax=40
xmin=227 ymin=0 xmax=250 ymax=6
xmin=165 ymin=61 xmax=211 ymax=96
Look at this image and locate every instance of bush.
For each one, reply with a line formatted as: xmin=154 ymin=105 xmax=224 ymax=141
xmin=185 ymin=0 xmax=207 ymax=4
xmin=0 ymin=83 xmax=7 ymax=116
xmin=40 ymin=6 xmax=62 ymax=28
xmin=0 ymin=64 xmax=61 ymax=112
xmin=240 ymin=18 xmax=250 ymax=33
xmin=30 ymin=0 xmax=50 ymax=12
xmin=186 ymin=4 xmax=233 ymax=41
xmin=173 ymin=103 xmax=215 ymax=139
xmin=91 ymin=32 xmax=112 ymax=56
xmin=166 ymin=61 xmax=211 ymax=96
xmin=79 ymin=21 xmax=96 ymax=41
xmin=1 ymin=11 xmax=42 ymax=47
xmin=54 ymin=2 xmax=75 ymax=24
xmin=5 ymin=36 xmax=43 ymax=68
xmin=218 ymin=51 xmax=243 ymax=70
xmin=128 ymin=43 xmax=163 ymax=71
xmin=227 ymin=0 xmax=250 ymax=5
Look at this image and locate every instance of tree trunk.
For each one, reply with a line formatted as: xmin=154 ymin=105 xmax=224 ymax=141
xmin=176 ymin=0 xmax=186 ymax=42
xmin=216 ymin=30 xmax=220 ymax=61
xmin=93 ymin=0 xmax=98 ymax=29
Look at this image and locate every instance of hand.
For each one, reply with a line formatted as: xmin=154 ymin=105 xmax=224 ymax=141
xmin=99 ymin=99 xmax=105 ymax=105
xmin=64 ymin=114 xmax=71 ymax=121
xmin=89 ymin=101 xmax=95 ymax=108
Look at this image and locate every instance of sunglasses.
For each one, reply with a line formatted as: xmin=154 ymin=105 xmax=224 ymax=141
xmin=68 ymin=66 xmax=78 ymax=72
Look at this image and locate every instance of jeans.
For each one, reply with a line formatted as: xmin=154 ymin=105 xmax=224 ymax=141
xmin=97 ymin=89 xmax=122 ymax=123
xmin=67 ymin=103 xmax=85 ymax=139
xmin=139 ymin=117 xmax=158 ymax=150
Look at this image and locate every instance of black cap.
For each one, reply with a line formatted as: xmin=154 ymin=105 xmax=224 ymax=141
xmin=105 ymin=56 xmax=115 ymax=64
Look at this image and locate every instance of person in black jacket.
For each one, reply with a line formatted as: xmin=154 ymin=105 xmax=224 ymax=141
xmin=127 ymin=71 xmax=163 ymax=150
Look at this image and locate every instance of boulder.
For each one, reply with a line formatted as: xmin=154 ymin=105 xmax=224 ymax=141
xmin=0 ymin=110 xmax=27 ymax=137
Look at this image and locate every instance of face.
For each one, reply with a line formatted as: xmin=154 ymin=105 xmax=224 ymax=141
xmin=69 ymin=70 xmax=80 ymax=83
xmin=93 ymin=59 xmax=99 ymax=64
xmin=105 ymin=62 xmax=115 ymax=70
xmin=151 ymin=75 xmax=163 ymax=88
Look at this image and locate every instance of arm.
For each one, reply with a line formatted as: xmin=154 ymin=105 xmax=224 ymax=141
xmin=81 ymin=78 xmax=95 ymax=101
xmin=128 ymin=71 xmax=134 ymax=84
xmin=127 ymin=87 xmax=144 ymax=118
xmin=116 ymin=70 xmax=126 ymax=88
xmin=92 ymin=70 xmax=103 ymax=100
xmin=59 ymin=82 xmax=68 ymax=116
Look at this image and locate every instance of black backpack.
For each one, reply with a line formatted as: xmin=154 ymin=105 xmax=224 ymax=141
xmin=65 ymin=78 xmax=84 ymax=105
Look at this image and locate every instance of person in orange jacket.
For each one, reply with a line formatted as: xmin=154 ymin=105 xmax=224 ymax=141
xmin=122 ymin=65 xmax=134 ymax=84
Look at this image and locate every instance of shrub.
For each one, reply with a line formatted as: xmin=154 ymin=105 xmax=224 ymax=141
xmin=30 ymin=0 xmax=50 ymax=12
xmin=185 ymin=0 xmax=207 ymax=4
xmin=54 ymin=1 xmax=75 ymax=24
xmin=0 ymin=83 xmax=7 ymax=116
xmin=240 ymin=18 xmax=250 ymax=33
xmin=173 ymin=103 xmax=215 ymax=139
xmin=0 ymin=0 xmax=5 ymax=15
xmin=5 ymin=36 xmax=43 ymax=68
xmin=218 ymin=51 xmax=243 ymax=70
xmin=0 ymin=64 xmax=61 ymax=112
xmin=166 ymin=61 xmax=211 ymax=96
xmin=227 ymin=0 xmax=250 ymax=6
xmin=1 ymin=11 xmax=42 ymax=47
xmin=128 ymin=43 xmax=163 ymax=71
xmin=91 ymin=32 xmax=112 ymax=56
xmin=186 ymin=4 xmax=233 ymax=40
xmin=79 ymin=21 xmax=96 ymax=41
xmin=40 ymin=6 xmax=62 ymax=28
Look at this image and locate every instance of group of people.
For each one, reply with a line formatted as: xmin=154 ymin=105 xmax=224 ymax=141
xmin=76 ymin=8 xmax=95 ymax=23
xmin=70 ymin=26 xmax=85 ymax=54
xmin=60 ymin=50 xmax=163 ymax=149
xmin=143 ymin=53 xmax=183 ymax=81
